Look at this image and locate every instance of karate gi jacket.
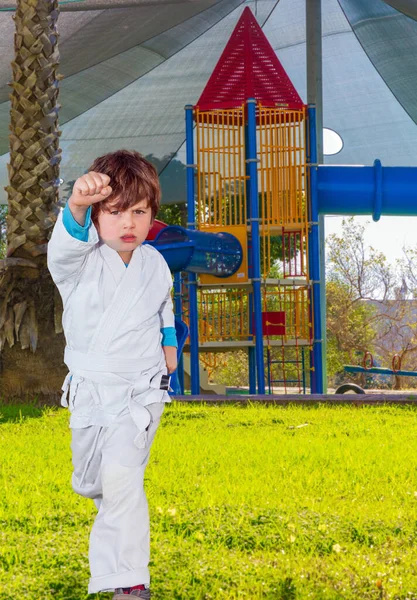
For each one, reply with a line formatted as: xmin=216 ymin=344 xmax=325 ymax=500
xmin=47 ymin=211 xmax=175 ymax=433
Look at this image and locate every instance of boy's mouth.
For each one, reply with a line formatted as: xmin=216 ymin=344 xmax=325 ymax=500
xmin=121 ymin=235 xmax=137 ymax=243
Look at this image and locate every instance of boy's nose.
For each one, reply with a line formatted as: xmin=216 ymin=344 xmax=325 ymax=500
xmin=123 ymin=212 xmax=135 ymax=228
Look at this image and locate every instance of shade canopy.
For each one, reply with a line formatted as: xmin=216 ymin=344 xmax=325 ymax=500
xmin=0 ymin=0 xmax=417 ymax=204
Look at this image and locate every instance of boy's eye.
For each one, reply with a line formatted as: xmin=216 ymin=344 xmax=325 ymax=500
xmin=134 ymin=209 xmax=146 ymax=214
xmin=110 ymin=210 xmax=120 ymax=215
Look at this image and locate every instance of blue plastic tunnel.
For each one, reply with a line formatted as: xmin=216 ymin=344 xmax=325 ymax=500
xmin=150 ymin=225 xmax=243 ymax=277
xmin=317 ymin=161 xmax=417 ymax=221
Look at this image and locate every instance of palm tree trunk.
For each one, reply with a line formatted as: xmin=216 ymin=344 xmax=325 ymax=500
xmin=1 ymin=0 xmax=66 ymax=402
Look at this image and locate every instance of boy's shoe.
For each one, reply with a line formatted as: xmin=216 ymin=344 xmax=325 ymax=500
xmin=113 ymin=587 xmax=151 ymax=600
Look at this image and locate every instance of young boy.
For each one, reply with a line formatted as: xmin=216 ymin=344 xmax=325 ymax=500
xmin=47 ymin=150 xmax=177 ymax=599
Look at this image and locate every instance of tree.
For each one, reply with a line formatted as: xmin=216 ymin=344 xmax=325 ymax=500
xmin=326 ymin=279 xmax=377 ymax=383
xmin=157 ymin=202 xmax=187 ymax=227
xmin=0 ymin=206 xmax=7 ymax=259
xmin=326 ymin=218 xmax=417 ymax=390
xmin=210 ymin=350 xmax=248 ymax=387
xmin=378 ymin=249 xmax=417 ymax=389
xmin=327 ymin=218 xmax=396 ymax=303
xmin=1 ymin=0 xmax=66 ymax=400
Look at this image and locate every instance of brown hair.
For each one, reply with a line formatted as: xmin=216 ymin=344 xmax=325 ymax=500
xmin=89 ymin=150 xmax=161 ymax=225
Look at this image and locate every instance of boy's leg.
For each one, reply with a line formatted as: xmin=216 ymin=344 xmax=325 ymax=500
xmin=86 ymin=402 xmax=165 ymax=594
xmin=71 ymin=425 xmax=105 ymax=501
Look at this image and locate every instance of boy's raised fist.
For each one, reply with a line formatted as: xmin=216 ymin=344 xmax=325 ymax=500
xmin=70 ymin=172 xmax=112 ymax=207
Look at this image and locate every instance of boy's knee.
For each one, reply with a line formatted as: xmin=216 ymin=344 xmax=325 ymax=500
xmin=72 ymin=471 xmax=102 ymax=499
xmin=101 ymin=461 xmax=145 ymax=502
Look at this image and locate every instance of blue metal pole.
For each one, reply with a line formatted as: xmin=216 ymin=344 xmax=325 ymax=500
xmin=185 ymin=105 xmax=200 ymax=395
xmin=248 ymin=296 xmax=257 ymax=393
xmin=245 ymin=124 xmax=257 ymax=394
xmin=247 ymin=98 xmax=265 ymax=394
xmin=308 ymin=105 xmax=324 ymax=394
xmin=306 ymin=120 xmax=316 ymax=394
xmin=173 ymin=272 xmax=185 ymax=394
xmin=267 ymin=348 xmax=272 ymax=395
xmin=302 ymin=347 xmax=306 ymax=394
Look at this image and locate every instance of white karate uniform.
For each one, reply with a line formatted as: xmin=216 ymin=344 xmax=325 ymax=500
xmin=47 ymin=213 xmax=174 ymax=593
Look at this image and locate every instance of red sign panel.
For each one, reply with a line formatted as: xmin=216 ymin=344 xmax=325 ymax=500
xmin=252 ymin=311 xmax=286 ymax=336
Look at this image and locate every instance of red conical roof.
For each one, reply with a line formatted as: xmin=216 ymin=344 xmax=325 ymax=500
xmin=196 ymin=7 xmax=304 ymax=111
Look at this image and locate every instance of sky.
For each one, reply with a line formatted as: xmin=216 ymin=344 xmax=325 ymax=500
xmin=325 ymin=215 xmax=417 ymax=266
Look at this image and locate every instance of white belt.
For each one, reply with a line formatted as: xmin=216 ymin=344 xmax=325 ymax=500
xmin=61 ymin=348 xmax=166 ymax=417
xmin=64 ymin=347 xmax=161 ymax=373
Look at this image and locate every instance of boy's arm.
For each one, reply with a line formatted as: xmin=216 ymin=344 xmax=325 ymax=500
xmin=47 ymin=172 xmax=112 ymax=284
xmin=162 ymin=345 xmax=177 ymax=375
xmin=62 ymin=202 xmax=92 ymax=242
xmin=161 ymin=325 xmax=178 ymax=374
xmin=47 ymin=207 xmax=99 ymax=284
xmin=159 ymin=266 xmax=178 ymax=374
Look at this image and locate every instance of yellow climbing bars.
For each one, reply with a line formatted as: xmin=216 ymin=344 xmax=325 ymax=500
xmin=200 ymin=352 xmax=227 ymax=378
xmin=194 ymin=104 xmax=308 ymax=234
xmin=257 ymin=105 xmax=309 ymax=279
xmin=191 ymin=102 xmax=313 ymax=394
xmin=258 ymin=105 xmax=308 ymax=228
xmin=195 ymin=106 xmax=247 ymax=229
xmin=199 ymin=288 xmax=250 ymax=342
xmin=195 ymin=285 xmax=311 ymax=345
xmin=257 ymin=105 xmax=312 ymax=388
xmin=261 ymin=284 xmax=311 ymax=342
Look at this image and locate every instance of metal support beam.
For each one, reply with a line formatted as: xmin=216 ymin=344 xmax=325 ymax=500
xmin=245 ymin=123 xmax=257 ymax=395
xmin=308 ymin=105 xmax=324 ymax=394
xmin=185 ymin=105 xmax=200 ymax=395
xmin=173 ymin=272 xmax=185 ymax=394
xmin=247 ymin=98 xmax=265 ymax=394
xmin=306 ymin=0 xmax=326 ymax=393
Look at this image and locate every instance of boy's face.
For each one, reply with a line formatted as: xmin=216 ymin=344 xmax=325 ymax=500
xmin=97 ymin=198 xmax=153 ymax=256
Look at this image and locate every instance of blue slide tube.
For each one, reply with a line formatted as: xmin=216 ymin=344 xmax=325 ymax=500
xmin=308 ymin=105 xmax=324 ymax=394
xmin=185 ymin=105 xmax=200 ymax=395
xmin=151 ymin=226 xmax=242 ymax=275
xmin=317 ymin=161 xmax=417 ymax=220
xmin=247 ymin=98 xmax=265 ymax=394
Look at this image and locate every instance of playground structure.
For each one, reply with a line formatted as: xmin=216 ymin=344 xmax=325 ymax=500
xmin=149 ymin=9 xmax=316 ymax=396
xmin=145 ymin=221 xmax=243 ymax=395
xmin=145 ymin=7 xmax=417 ymax=397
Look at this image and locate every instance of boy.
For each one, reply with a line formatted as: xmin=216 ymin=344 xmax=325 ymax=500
xmin=47 ymin=150 xmax=177 ymax=599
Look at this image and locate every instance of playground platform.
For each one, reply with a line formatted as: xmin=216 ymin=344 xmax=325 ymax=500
xmin=172 ymin=393 xmax=417 ymax=405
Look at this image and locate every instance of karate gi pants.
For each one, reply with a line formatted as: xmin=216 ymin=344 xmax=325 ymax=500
xmin=70 ymin=402 xmax=165 ymax=593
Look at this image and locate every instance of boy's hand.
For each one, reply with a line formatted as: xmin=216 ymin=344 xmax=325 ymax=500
xmin=68 ymin=172 xmax=112 ymax=226
xmin=70 ymin=172 xmax=112 ymax=207
xmin=163 ymin=346 xmax=178 ymax=374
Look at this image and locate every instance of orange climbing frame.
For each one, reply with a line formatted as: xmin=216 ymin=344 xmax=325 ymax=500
xmin=195 ymin=106 xmax=247 ymax=229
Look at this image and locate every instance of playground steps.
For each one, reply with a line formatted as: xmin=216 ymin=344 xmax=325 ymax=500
xmin=182 ymin=354 xmax=226 ymax=395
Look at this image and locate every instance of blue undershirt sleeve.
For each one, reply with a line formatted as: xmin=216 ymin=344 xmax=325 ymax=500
xmin=62 ymin=203 xmax=92 ymax=242
xmin=161 ymin=327 xmax=178 ymax=348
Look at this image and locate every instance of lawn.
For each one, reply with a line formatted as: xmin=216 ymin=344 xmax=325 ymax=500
xmin=1 ymin=401 xmax=417 ymax=599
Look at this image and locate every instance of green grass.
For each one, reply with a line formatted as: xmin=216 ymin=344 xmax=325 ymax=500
xmin=1 ymin=402 xmax=417 ymax=599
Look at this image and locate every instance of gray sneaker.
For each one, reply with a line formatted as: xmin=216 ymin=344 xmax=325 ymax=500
xmin=113 ymin=588 xmax=151 ymax=600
